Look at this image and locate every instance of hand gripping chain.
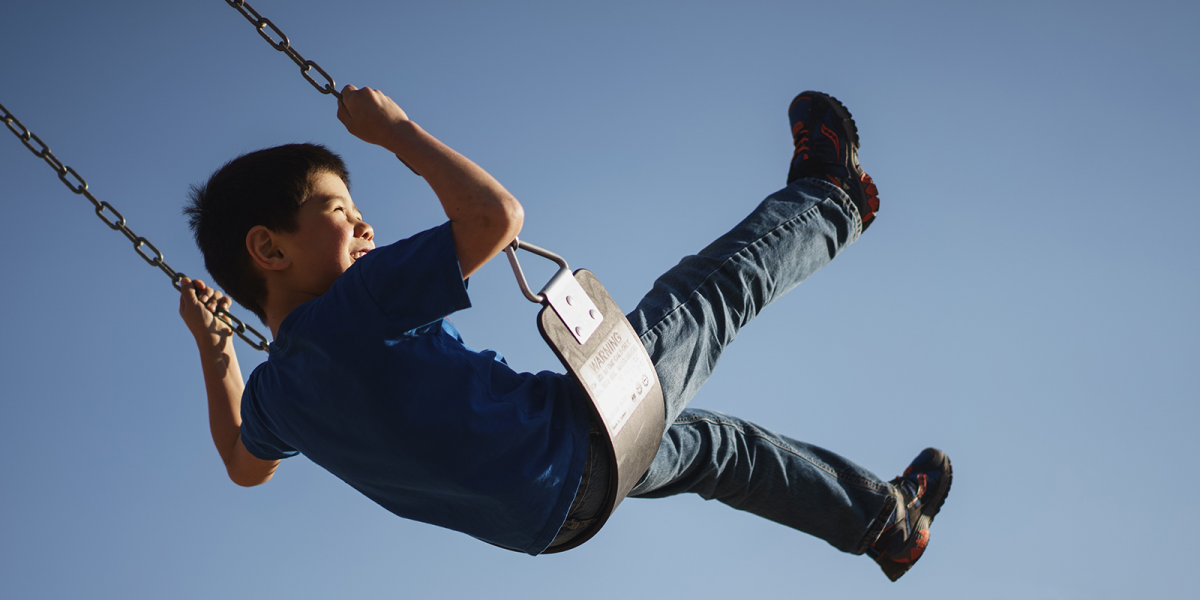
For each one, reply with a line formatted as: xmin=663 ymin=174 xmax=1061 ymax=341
xmin=1 ymin=101 xmax=271 ymax=353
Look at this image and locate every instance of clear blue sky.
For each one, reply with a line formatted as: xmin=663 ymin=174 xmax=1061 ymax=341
xmin=2 ymin=1 xmax=1197 ymax=598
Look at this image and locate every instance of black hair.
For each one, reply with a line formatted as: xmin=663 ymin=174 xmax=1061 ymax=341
xmin=184 ymin=143 xmax=350 ymax=322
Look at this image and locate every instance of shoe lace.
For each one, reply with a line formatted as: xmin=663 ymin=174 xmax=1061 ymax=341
xmin=897 ymin=473 xmax=928 ymax=511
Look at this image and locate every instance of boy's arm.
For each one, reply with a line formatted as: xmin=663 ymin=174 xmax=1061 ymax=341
xmin=179 ymin=278 xmax=280 ymax=487
xmin=336 ymin=85 xmax=524 ymax=279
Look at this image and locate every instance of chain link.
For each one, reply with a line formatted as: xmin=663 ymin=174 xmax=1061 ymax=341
xmin=0 ymin=101 xmax=271 ymax=353
xmin=225 ymin=0 xmax=341 ymax=99
xmin=223 ymin=0 xmax=423 ymax=177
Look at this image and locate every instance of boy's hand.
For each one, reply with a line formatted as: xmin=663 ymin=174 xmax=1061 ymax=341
xmin=180 ymin=278 xmax=276 ymax=487
xmin=179 ymin=277 xmax=234 ymax=342
xmin=337 ymin=84 xmax=410 ymax=147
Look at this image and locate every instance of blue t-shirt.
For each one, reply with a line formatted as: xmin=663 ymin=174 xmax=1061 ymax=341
xmin=239 ymin=222 xmax=592 ymax=555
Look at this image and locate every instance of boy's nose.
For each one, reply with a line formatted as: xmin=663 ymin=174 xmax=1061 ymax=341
xmin=357 ymin=221 xmax=374 ymax=240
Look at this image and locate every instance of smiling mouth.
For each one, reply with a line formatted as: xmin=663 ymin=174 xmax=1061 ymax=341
xmin=351 ymin=248 xmax=372 ymax=261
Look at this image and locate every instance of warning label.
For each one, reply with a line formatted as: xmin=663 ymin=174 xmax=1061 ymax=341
xmin=578 ymin=324 xmax=656 ymax=436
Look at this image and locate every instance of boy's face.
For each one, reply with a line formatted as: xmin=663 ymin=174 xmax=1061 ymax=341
xmin=276 ymin=171 xmax=374 ymax=297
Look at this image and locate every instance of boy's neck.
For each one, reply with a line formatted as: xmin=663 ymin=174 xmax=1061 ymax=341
xmin=262 ymin=287 xmax=322 ymax=340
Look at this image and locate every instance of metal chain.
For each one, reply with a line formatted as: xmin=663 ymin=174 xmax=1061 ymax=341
xmin=223 ymin=0 xmax=422 ymax=176
xmin=1 ymin=101 xmax=271 ymax=353
xmin=224 ymin=0 xmax=342 ymax=100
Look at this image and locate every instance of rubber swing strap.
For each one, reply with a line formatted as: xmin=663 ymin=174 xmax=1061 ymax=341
xmin=505 ymin=240 xmax=666 ymax=552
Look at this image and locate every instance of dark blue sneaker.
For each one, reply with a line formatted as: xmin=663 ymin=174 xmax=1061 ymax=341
xmin=866 ymin=448 xmax=953 ymax=581
xmin=787 ymin=91 xmax=880 ymax=232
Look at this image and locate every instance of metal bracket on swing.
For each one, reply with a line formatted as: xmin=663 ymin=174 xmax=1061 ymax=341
xmin=504 ymin=238 xmax=604 ymax=345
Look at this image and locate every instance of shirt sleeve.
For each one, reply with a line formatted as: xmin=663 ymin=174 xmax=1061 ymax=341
xmin=238 ymin=383 xmax=299 ymax=461
xmin=354 ymin=221 xmax=472 ymax=331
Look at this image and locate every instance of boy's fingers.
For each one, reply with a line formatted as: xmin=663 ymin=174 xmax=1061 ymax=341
xmin=340 ymin=84 xmax=359 ymax=106
xmin=204 ymin=291 xmax=222 ymax=309
xmin=190 ymin=281 xmax=218 ymax=304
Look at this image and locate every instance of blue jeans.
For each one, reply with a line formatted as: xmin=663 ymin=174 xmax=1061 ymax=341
xmin=556 ymin=178 xmax=894 ymax=554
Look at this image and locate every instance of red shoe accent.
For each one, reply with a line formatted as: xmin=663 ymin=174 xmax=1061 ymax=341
xmin=910 ymin=530 xmax=930 ymax=560
xmin=861 ymin=173 xmax=880 ymax=216
xmin=916 ymin=529 xmax=929 ymax=548
xmin=820 ymin=122 xmax=841 ymax=159
xmin=793 ymin=124 xmax=811 ymax=161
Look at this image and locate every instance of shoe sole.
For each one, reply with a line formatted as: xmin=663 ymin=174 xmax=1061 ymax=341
xmin=919 ymin=448 xmax=953 ymax=521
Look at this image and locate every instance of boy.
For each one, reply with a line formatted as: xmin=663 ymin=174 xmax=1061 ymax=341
xmin=179 ymin=85 xmax=950 ymax=581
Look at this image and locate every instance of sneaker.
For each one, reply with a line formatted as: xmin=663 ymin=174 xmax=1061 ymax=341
xmin=787 ymin=91 xmax=880 ymax=231
xmin=867 ymin=448 xmax=953 ymax=581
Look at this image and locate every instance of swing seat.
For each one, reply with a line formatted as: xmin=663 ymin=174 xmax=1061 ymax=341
xmin=504 ymin=243 xmax=666 ymax=553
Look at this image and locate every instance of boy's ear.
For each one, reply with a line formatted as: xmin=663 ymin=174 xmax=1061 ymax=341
xmin=246 ymin=225 xmax=291 ymax=272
